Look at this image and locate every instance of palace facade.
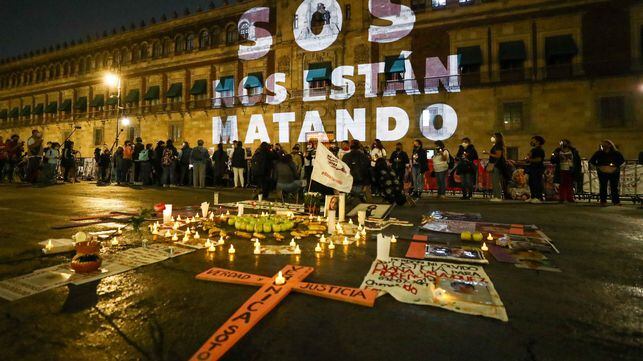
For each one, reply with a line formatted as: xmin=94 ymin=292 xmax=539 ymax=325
xmin=0 ymin=0 xmax=642 ymax=159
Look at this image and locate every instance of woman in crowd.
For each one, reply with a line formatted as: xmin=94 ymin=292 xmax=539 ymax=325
xmin=153 ymin=140 xmax=166 ymax=186
xmin=411 ymin=139 xmax=428 ymax=198
xmin=212 ymin=143 xmax=229 ymax=187
xmin=551 ymin=139 xmax=581 ymax=203
xmin=589 ymin=140 xmax=624 ymax=206
xmin=138 ymin=143 xmax=154 ymax=186
xmin=526 ymin=135 xmax=546 ymax=203
xmin=44 ymin=142 xmax=60 ymax=184
xmin=61 ymin=140 xmax=78 ymax=183
xmin=251 ymin=142 xmax=275 ymax=200
xmin=456 ymin=137 xmax=479 ymax=200
xmin=113 ymin=146 xmax=124 ymax=185
xmin=98 ymin=148 xmax=111 ymax=183
xmin=274 ymin=154 xmax=301 ymax=199
xmin=231 ymin=141 xmax=246 ymax=188
xmin=389 ymin=142 xmax=409 ymax=186
xmin=485 ymin=132 xmax=507 ymax=202
xmin=342 ymin=140 xmax=372 ymax=202
xmin=161 ymin=139 xmax=178 ymax=187
xmin=432 ymin=140 xmax=450 ymax=199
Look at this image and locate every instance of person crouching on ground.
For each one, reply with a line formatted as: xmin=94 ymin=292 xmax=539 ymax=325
xmin=275 ymin=154 xmax=301 ymax=200
xmin=551 ymin=139 xmax=581 ymax=203
xmin=589 ymin=140 xmax=625 ymax=206
xmin=455 ymin=137 xmax=479 ymax=200
xmin=432 ymin=141 xmax=450 ymax=199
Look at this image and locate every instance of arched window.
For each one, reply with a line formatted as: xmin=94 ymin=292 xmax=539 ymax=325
xmin=140 ymin=44 xmax=148 ymax=59
xmin=199 ymin=30 xmax=210 ymax=49
xmin=55 ymin=64 xmax=61 ymax=78
xmin=226 ymin=25 xmax=237 ymax=45
xmin=152 ymin=42 xmax=162 ymax=57
xmin=186 ymin=34 xmax=195 ymax=51
xmin=121 ymin=48 xmax=130 ymax=64
xmin=175 ymin=35 xmax=185 ymax=53
xmin=162 ymin=39 xmax=170 ymax=56
xmin=63 ymin=63 xmax=70 ymax=77
xmin=131 ymin=45 xmax=139 ymax=62
xmin=113 ymin=50 xmax=122 ymax=66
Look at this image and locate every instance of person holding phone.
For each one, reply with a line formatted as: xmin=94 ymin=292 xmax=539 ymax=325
xmin=484 ymin=132 xmax=507 ymax=202
xmin=589 ymin=140 xmax=624 ymax=206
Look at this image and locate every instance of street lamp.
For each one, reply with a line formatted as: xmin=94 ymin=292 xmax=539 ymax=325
xmin=120 ymin=117 xmax=131 ymax=127
xmin=104 ymin=71 xmax=123 ymax=147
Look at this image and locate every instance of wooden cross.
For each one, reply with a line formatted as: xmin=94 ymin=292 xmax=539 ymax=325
xmin=191 ymin=264 xmax=378 ymax=360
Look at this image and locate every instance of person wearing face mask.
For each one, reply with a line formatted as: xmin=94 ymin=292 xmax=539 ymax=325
xmin=589 ymin=140 xmax=624 ymax=206
xmin=456 ymin=137 xmax=479 ymax=200
xmin=483 ymin=132 xmax=506 ymax=202
xmin=337 ymin=141 xmax=350 ymax=161
xmin=432 ymin=141 xmax=451 ymax=199
xmin=411 ymin=139 xmax=428 ymax=198
xmin=551 ymin=139 xmax=581 ymax=203
xmin=389 ymin=142 xmax=409 ymax=186
xmin=525 ymin=136 xmax=546 ymax=203
xmin=370 ymin=139 xmax=387 ymax=195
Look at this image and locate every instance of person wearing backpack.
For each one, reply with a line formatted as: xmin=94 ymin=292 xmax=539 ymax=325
xmin=138 ymin=143 xmax=153 ymax=185
xmin=432 ymin=141 xmax=451 ymax=199
xmin=161 ymin=139 xmax=179 ymax=187
xmin=455 ymin=137 xmax=479 ymax=200
xmin=191 ymin=139 xmax=210 ymax=188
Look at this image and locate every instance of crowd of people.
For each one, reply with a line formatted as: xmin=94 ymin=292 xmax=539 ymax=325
xmin=0 ymin=129 xmax=629 ymax=207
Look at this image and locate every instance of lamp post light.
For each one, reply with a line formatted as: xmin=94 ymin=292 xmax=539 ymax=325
xmin=104 ymin=72 xmax=123 ymax=147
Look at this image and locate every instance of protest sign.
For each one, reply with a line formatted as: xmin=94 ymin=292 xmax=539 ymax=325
xmin=361 ymin=257 xmax=508 ymax=321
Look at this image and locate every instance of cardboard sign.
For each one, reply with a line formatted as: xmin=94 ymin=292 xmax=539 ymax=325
xmin=192 ymin=264 xmax=377 ymax=360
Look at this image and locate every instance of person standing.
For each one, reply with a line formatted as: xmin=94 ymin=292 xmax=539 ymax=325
xmin=132 ymin=137 xmax=145 ymax=185
xmin=455 ymin=137 xmax=479 ymax=200
xmin=153 ymin=140 xmax=165 ymax=186
xmin=485 ymin=132 xmax=507 ymax=202
xmin=432 ymin=141 xmax=450 ymax=199
xmin=5 ymin=135 xmax=22 ymax=183
xmin=304 ymin=140 xmax=317 ymax=184
xmin=551 ymin=139 xmax=581 ymax=203
xmin=290 ymin=144 xmax=305 ymax=180
xmin=337 ymin=141 xmax=350 ymax=161
xmin=526 ymin=136 xmax=546 ymax=203
xmin=98 ymin=148 xmax=111 ymax=183
xmin=161 ymin=139 xmax=178 ymax=187
xmin=389 ymin=142 xmax=409 ymax=186
xmin=342 ymin=140 xmax=372 ymax=201
xmin=231 ymin=141 xmax=246 ymax=188
xmin=44 ymin=142 xmax=60 ymax=184
xmin=0 ymin=136 xmax=7 ymax=182
xmin=179 ymin=141 xmax=192 ymax=186
xmin=191 ymin=139 xmax=209 ymax=188
xmin=121 ymin=140 xmax=134 ymax=184
xmin=61 ymin=140 xmax=78 ymax=183
xmin=212 ymin=143 xmax=229 ymax=187
xmin=26 ymin=130 xmax=44 ymax=183
xmin=411 ymin=139 xmax=428 ymax=198
xmin=138 ymin=143 xmax=153 ymax=186
xmin=113 ymin=146 xmax=124 ymax=185
xmin=251 ymin=142 xmax=275 ymax=200
xmin=589 ymin=140 xmax=625 ymax=206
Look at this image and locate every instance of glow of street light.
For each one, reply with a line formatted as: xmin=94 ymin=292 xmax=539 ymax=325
xmin=104 ymin=73 xmax=120 ymax=88
xmin=121 ymin=117 xmax=131 ymax=126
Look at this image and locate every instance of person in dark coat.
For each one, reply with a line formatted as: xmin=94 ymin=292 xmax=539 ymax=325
xmin=342 ymin=140 xmax=372 ymax=201
xmin=455 ymin=137 xmax=479 ymax=200
xmin=411 ymin=139 xmax=428 ymax=198
xmin=132 ymin=137 xmax=145 ymax=184
xmin=589 ymin=139 xmax=625 ymax=206
xmin=389 ymin=142 xmax=409 ymax=187
xmin=153 ymin=140 xmax=165 ymax=186
xmin=231 ymin=141 xmax=246 ymax=188
xmin=211 ymin=143 xmax=229 ymax=187
xmin=551 ymin=139 xmax=582 ymax=203
xmin=179 ymin=141 xmax=192 ymax=186
xmin=251 ymin=142 xmax=275 ymax=199
xmin=374 ymin=157 xmax=406 ymax=205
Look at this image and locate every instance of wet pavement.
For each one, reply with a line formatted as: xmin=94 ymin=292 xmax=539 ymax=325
xmin=0 ymin=183 xmax=641 ymax=361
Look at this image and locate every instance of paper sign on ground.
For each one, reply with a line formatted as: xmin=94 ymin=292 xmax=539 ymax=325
xmin=361 ymin=257 xmax=508 ymax=321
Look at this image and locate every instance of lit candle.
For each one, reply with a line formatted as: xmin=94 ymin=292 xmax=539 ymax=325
xmin=487 ymin=233 xmax=494 ymax=241
xmin=358 ymin=224 xmax=363 ymax=232
xmin=205 ymin=239 xmax=212 ymax=248
xmin=289 ymin=238 xmax=296 ymax=247
xmin=194 ymin=231 xmax=200 ymax=239
xmin=173 ymin=222 xmax=179 ymax=230
xmin=164 ymin=230 xmax=172 ymax=238
xmin=294 ymin=244 xmax=301 ymax=254
xmin=254 ymin=245 xmax=261 ymax=254
xmin=348 ymin=219 xmax=353 ymax=225
xmin=182 ymin=233 xmax=190 ymax=242
xmin=226 ymin=210 xmax=230 ymax=216
xmin=361 ymin=228 xmax=367 ymax=237
xmin=228 ymin=244 xmax=236 ymax=254
xmin=354 ymin=233 xmax=360 ymax=241
xmin=218 ymin=236 xmax=225 ymax=246
xmin=320 ymin=234 xmax=326 ymax=243
xmin=46 ymin=240 xmax=53 ymax=251
xmin=191 ymin=216 xmax=196 ymax=223
xmin=390 ymin=235 xmax=397 ymax=243
xmin=481 ymin=242 xmax=489 ymax=251
xmin=186 ymin=227 xmax=192 ymax=234
xmin=315 ymin=243 xmax=322 ymax=252
xmin=177 ymin=215 xmax=182 ymax=222
xmin=316 ymin=216 xmax=322 ymax=222
xmin=210 ymin=213 xmax=215 ymax=220
xmin=275 ymin=271 xmax=286 ymax=285
xmin=254 ymin=239 xmax=261 ymax=248
xmin=309 ymin=214 xmax=313 ymax=221
xmin=172 ymin=233 xmax=179 ymax=241
xmin=208 ymin=243 xmax=216 ymax=252
xmin=433 ymin=287 xmax=447 ymax=302
xmin=342 ymin=236 xmax=349 ymax=245
xmin=117 ymin=227 xmax=123 ymax=235
xmin=328 ymin=241 xmax=335 ymax=250
xmin=237 ymin=203 xmax=244 ymax=216
xmin=111 ymin=237 xmax=119 ymax=246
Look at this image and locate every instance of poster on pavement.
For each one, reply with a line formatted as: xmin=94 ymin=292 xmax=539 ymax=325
xmin=361 ymin=257 xmax=508 ymax=321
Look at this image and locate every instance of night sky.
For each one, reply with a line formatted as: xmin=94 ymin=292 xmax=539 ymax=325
xmin=0 ymin=0 xmax=228 ymax=59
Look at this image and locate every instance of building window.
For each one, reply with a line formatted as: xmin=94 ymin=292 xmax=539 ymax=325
xmin=210 ymin=29 xmax=219 ymax=46
xmin=432 ymin=0 xmax=447 ymax=9
xmin=169 ymin=124 xmax=183 ymax=142
xmin=93 ymin=128 xmax=104 ymax=146
xmin=152 ymin=42 xmax=162 ymax=57
xmin=345 ymin=5 xmax=351 ymax=20
xmin=307 ymin=63 xmax=332 ymax=89
xmin=499 ymin=41 xmax=526 ymax=82
xmin=545 ymin=35 xmax=578 ymax=79
xmin=599 ymin=96 xmax=626 ymax=128
xmin=457 ymin=46 xmax=482 ymax=85
xmin=126 ymin=127 xmax=139 ymax=142
xmin=226 ymin=25 xmax=238 ymax=45
xmin=175 ymin=36 xmax=185 ymax=53
xmin=186 ymin=34 xmax=195 ymax=51
xmin=506 ymin=146 xmax=519 ymax=161
xmin=239 ymin=20 xmax=250 ymax=41
xmin=162 ymin=39 xmax=170 ymax=56
xmin=502 ymin=102 xmax=524 ymax=131
xmin=140 ymin=44 xmax=148 ymax=59
xmin=459 ymin=0 xmax=474 ymax=5
xmin=199 ymin=30 xmax=210 ymax=49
